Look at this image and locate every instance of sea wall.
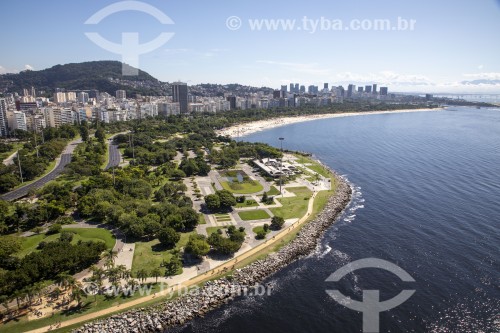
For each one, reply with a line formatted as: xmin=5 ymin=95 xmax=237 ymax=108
xmin=74 ymin=171 xmax=352 ymax=333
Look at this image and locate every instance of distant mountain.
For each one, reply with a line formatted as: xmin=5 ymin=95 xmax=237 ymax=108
xmin=0 ymin=61 xmax=168 ymax=97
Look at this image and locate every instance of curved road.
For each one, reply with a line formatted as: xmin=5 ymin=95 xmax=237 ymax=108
xmin=1 ymin=138 xmax=82 ymax=201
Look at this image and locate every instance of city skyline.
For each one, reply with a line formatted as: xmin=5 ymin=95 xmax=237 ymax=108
xmin=1 ymin=0 xmax=500 ymax=93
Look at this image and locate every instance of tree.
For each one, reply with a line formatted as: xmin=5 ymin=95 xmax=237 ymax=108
xmin=46 ymin=223 xmax=62 ymax=235
xmin=165 ymin=256 xmax=182 ymax=276
xmin=215 ymin=190 xmax=236 ymax=209
xmin=261 ymin=192 xmax=268 ymax=203
xmin=185 ymin=234 xmax=210 ymax=258
xmin=256 ymin=230 xmax=267 ymax=239
xmin=79 ymin=124 xmax=89 ymax=142
xmin=102 ymin=249 xmax=118 ymax=266
xmin=158 ymin=227 xmax=180 ymax=248
xmin=150 ymin=267 xmax=162 ymax=283
xmin=204 ymin=194 xmax=220 ymax=211
xmin=136 ymin=269 xmax=149 ymax=283
xmin=0 ymin=235 xmax=22 ymax=261
xmin=271 ymin=216 xmax=285 ymax=230
xmin=95 ymin=127 xmax=106 ymax=143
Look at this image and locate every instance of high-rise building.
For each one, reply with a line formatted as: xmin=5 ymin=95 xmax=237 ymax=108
xmin=8 ymin=111 xmax=27 ymax=131
xmin=380 ymin=87 xmax=388 ymax=96
xmin=357 ymin=87 xmax=364 ymax=93
xmin=172 ymin=82 xmax=188 ymax=114
xmin=23 ymin=88 xmax=29 ymax=97
xmin=280 ymin=85 xmax=287 ymax=93
xmin=30 ymin=86 xmax=36 ymax=97
xmin=54 ymin=92 xmax=67 ymax=104
xmin=289 ymin=83 xmax=294 ymax=93
xmin=294 ymin=83 xmax=299 ymax=93
xmin=300 ymin=85 xmax=306 ymax=93
xmin=226 ymin=96 xmax=237 ymax=110
xmin=116 ymin=90 xmax=127 ymax=100
xmin=347 ymin=84 xmax=355 ymax=97
xmin=365 ymin=85 xmax=372 ymax=93
xmin=0 ymin=99 xmax=8 ymax=136
xmin=372 ymin=84 xmax=378 ymax=94
xmin=273 ymin=90 xmax=281 ymax=99
xmin=78 ymin=92 xmax=89 ymax=103
xmin=324 ymin=83 xmax=329 ymax=90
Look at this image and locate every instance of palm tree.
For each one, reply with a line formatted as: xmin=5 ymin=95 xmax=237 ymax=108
xmin=151 ymin=268 xmax=162 ymax=284
xmin=69 ymin=281 xmax=87 ymax=307
xmin=102 ymin=249 xmax=118 ymax=266
xmin=56 ymin=272 xmax=74 ymax=291
xmin=136 ymin=269 xmax=149 ymax=284
xmin=12 ymin=290 xmax=26 ymax=310
xmin=116 ymin=265 xmax=129 ymax=280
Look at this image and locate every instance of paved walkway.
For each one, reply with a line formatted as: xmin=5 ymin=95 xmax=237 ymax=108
xmin=24 ymin=190 xmax=319 ymax=333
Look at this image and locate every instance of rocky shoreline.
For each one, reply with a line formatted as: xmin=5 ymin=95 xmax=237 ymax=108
xmin=74 ymin=171 xmax=352 ymax=333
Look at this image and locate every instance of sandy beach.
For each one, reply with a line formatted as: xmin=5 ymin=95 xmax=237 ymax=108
xmin=217 ymin=107 xmax=444 ymax=138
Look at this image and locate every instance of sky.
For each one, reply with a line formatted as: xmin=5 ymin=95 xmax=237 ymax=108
xmin=1 ymin=0 xmax=500 ymax=93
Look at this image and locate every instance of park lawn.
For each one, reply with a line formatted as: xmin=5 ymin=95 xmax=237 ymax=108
xmin=131 ymin=231 xmax=193 ymax=276
xmin=206 ymin=226 xmax=228 ymax=235
xmin=16 ymin=228 xmax=115 ymax=258
xmin=198 ymin=214 xmax=207 ymax=224
xmin=266 ymin=186 xmax=281 ymax=196
xmin=252 ymin=226 xmax=270 ymax=238
xmin=270 ymin=187 xmax=312 ymax=219
xmin=238 ymin=210 xmax=271 ymax=221
xmin=235 ymin=199 xmax=258 ymax=208
xmin=294 ymin=155 xmax=331 ymax=178
xmin=220 ymin=180 xmax=263 ymax=194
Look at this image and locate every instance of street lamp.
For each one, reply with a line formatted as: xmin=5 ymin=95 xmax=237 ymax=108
xmin=278 ymin=137 xmax=285 ymax=195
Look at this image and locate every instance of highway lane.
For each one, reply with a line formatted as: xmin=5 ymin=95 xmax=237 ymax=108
xmin=1 ymin=138 xmax=81 ymax=201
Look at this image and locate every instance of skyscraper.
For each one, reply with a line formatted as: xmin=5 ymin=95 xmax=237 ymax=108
xmin=0 ymin=98 xmax=8 ymax=136
xmin=365 ymin=85 xmax=372 ymax=93
xmin=289 ymin=83 xmax=294 ymax=92
xmin=280 ymin=85 xmax=287 ymax=93
xmin=380 ymin=87 xmax=388 ymax=95
xmin=172 ymin=82 xmax=188 ymax=114
xmin=372 ymin=84 xmax=378 ymax=94
xmin=324 ymin=83 xmax=329 ymax=90
xmin=294 ymin=83 xmax=299 ymax=92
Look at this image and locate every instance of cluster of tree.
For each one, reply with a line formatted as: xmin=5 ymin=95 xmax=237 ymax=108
xmin=207 ymin=226 xmax=246 ymax=255
xmin=0 ymin=234 xmax=105 ymax=298
xmin=204 ymin=190 xmax=237 ymax=212
xmin=65 ymin=139 xmax=106 ymax=177
xmin=0 ymin=142 xmax=13 ymax=154
xmin=0 ymin=137 xmax=68 ymax=193
xmin=185 ymin=234 xmax=210 ymax=258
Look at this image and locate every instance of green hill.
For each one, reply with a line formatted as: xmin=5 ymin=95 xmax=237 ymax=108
xmin=0 ymin=61 xmax=167 ymax=97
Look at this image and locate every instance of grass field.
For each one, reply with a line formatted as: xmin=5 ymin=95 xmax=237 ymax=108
xmin=238 ymin=210 xmax=271 ymax=221
xmin=235 ymin=199 xmax=258 ymax=208
xmin=131 ymin=232 xmax=193 ymax=276
xmin=17 ymin=228 xmax=116 ymax=258
xmin=220 ymin=180 xmax=263 ymax=194
xmin=270 ymin=187 xmax=312 ymax=219
xmin=266 ymin=186 xmax=281 ymax=196
xmin=206 ymin=226 xmax=228 ymax=235
xmin=252 ymin=225 xmax=270 ymax=238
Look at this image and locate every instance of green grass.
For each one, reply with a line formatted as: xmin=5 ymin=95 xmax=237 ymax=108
xmin=270 ymin=187 xmax=312 ymax=219
xmin=238 ymin=210 xmax=271 ymax=221
xmin=266 ymin=186 xmax=281 ymax=196
xmin=235 ymin=199 xmax=258 ymax=208
xmin=252 ymin=226 xmax=270 ymax=238
xmin=17 ymin=228 xmax=115 ymax=258
xmin=220 ymin=180 xmax=263 ymax=194
xmin=206 ymin=226 xmax=227 ymax=235
xmin=294 ymin=155 xmax=331 ymax=178
xmin=198 ymin=214 xmax=207 ymax=224
xmin=131 ymin=232 xmax=193 ymax=276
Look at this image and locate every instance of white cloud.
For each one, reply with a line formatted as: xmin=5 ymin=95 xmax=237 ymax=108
xmin=477 ymin=64 xmax=484 ymax=70
xmin=462 ymin=72 xmax=500 ymax=80
xmin=334 ymin=71 xmax=433 ymax=86
xmin=24 ymin=64 xmax=34 ymax=70
xmin=0 ymin=65 xmax=19 ymax=74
